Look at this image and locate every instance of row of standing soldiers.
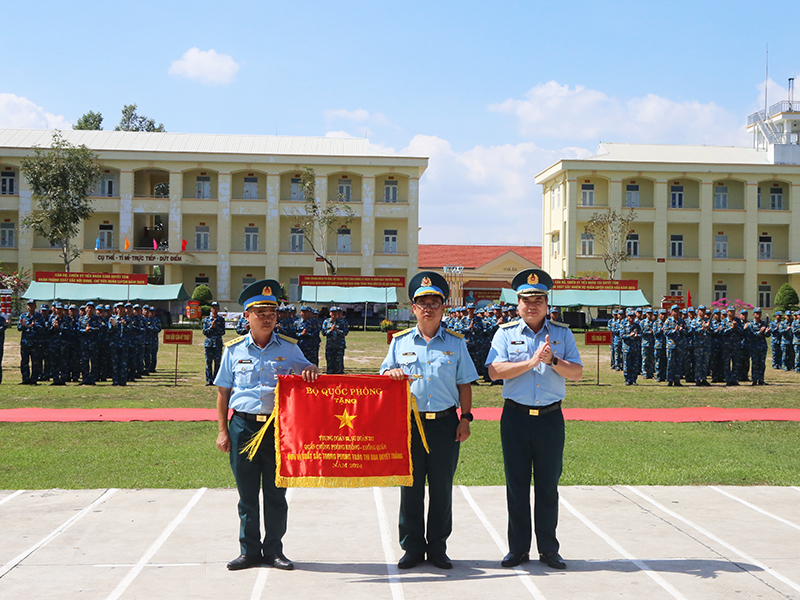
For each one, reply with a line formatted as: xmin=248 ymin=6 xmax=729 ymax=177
xmin=608 ymin=305 xmax=797 ymax=387
xmin=17 ymin=299 xmax=161 ymax=386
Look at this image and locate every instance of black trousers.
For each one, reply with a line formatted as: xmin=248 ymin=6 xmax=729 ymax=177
xmin=228 ymin=415 xmax=287 ymax=558
xmin=399 ymin=413 xmax=460 ymax=555
xmin=501 ymin=404 xmax=564 ymax=555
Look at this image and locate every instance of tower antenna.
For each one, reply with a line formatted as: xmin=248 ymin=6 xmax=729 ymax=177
xmin=764 ymin=43 xmax=769 ymax=116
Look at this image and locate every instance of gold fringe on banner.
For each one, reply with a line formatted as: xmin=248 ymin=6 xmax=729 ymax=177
xmin=276 ymin=474 xmax=413 ymax=488
xmin=410 ymin=394 xmax=430 ymax=454
xmin=240 ymin=380 xmax=279 ymax=461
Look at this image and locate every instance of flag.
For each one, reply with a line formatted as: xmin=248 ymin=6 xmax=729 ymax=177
xmin=95 ymin=237 xmax=101 ymax=250
xmin=124 ymin=238 xmax=130 ymax=250
xmin=181 ymin=239 xmax=187 ymax=251
xmin=687 ymin=290 xmax=692 ymax=308
xmin=153 ymin=238 xmax=158 ymax=250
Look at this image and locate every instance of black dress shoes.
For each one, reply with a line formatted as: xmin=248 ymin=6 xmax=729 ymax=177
xmin=501 ymin=551 xmax=529 ymax=567
xmin=539 ymin=551 xmax=566 ymax=569
xmin=265 ymin=553 xmax=294 ymax=570
xmin=427 ymin=552 xmax=453 ymax=569
xmin=397 ymin=551 xmax=425 ymax=569
xmin=226 ymin=554 xmax=262 ymax=571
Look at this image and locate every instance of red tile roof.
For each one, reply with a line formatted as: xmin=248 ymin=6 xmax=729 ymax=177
xmin=418 ymin=245 xmax=542 ymax=269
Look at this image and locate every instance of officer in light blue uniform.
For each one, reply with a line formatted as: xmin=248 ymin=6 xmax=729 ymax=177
xmin=486 ymin=268 xmax=583 ymax=571
xmin=214 ymin=279 xmax=319 ymax=572
xmin=381 ymin=271 xmax=477 ymax=571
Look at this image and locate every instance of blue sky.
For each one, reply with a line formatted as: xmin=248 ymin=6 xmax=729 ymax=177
xmin=1 ymin=0 xmax=796 ymax=245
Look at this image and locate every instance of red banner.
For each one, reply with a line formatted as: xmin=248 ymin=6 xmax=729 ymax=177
xmin=585 ymin=331 xmax=612 ymax=345
xmin=552 ymin=279 xmax=638 ymax=291
xmin=163 ymin=330 xmax=193 ymax=345
xmin=35 ymin=271 xmax=148 ymax=285
xmin=298 ymin=275 xmax=406 ymax=288
xmin=275 ymin=374 xmax=412 ymax=487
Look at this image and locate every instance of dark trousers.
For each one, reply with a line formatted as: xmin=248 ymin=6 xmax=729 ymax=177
xmin=501 ymin=405 xmax=564 ymax=555
xmin=325 ymin=345 xmax=345 ymax=374
xmin=229 ymin=415 xmax=287 ymax=557
xmin=80 ymin=339 xmax=99 ymax=384
xmin=20 ymin=343 xmax=42 ymax=383
xmin=399 ymin=413 xmax=460 ymax=555
xmin=205 ymin=346 xmax=222 ymax=384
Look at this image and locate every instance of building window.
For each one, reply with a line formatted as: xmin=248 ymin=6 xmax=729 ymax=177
xmin=0 ymin=222 xmax=14 ymax=247
xmin=243 ymin=177 xmax=258 ymax=200
xmin=337 ymin=228 xmax=351 ymax=253
xmin=670 ymin=185 xmax=684 ymax=209
xmin=338 ymin=179 xmax=352 ymax=201
xmin=714 ymin=186 xmax=728 ymax=209
xmin=670 ymin=234 xmax=683 ymax=257
xmin=580 ymin=232 xmax=594 ymax=255
xmin=551 ymin=233 xmax=559 ymax=259
xmin=626 ymin=233 xmax=639 ymax=257
xmin=95 ymin=176 xmax=115 ymax=197
xmin=98 ymin=224 xmax=113 ymax=249
xmin=550 ymin=188 xmax=556 ymax=210
xmin=0 ymin=171 xmax=16 ymax=195
xmin=384 ymin=180 xmax=398 ymax=203
xmin=383 ymin=229 xmax=398 ymax=254
xmin=669 ymin=284 xmax=683 ymax=297
xmin=714 ymin=235 xmax=728 ymax=259
xmin=289 ymin=277 xmax=300 ymax=302
xmin=244 ymin=227 xmax=259 ymax=252
xmin=195 ymin=226 xmax=210 ymax=251
xmin=759 ymin=236 xmax=772 ymax=259
xmin=290 ymin=178 xmax=304 ymax=202
xmin=758 ymin=285 xmax=772 ymax=308
xmin=625 ymin=184 xmax=639 ymax=208
xmin=770 ymin=187 xmax=783 ymax=210
xmin=195 ymin=276 xmax=209 ymax=288
xmin=290 ymin=227 xmax=304 ymax=253
xmin=242 ymin=277 xmax=256 ymax=291
xmin=556 ymin=186 xmax=561 ymax=208
xmin=196 ymin=176 xmax=211 ymax=199
xmin=714 ymin=284 xmax=727 ymax=302
xmin=757 ymin=187 xmax=762 ymax=209
xmin=581 ymin=184 xmax=594 ymax=207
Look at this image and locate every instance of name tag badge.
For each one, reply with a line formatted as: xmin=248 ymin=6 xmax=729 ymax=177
xmin=238 ymin=359 xmax=253 ymax=364
xmin=510 ymin=341 xmax=525 ymax=345
xmin=402 ymin=352 xmax=416 ymax=356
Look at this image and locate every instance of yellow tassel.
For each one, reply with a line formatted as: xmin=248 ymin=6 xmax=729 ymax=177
xmin=240 ymin=411 xmax=276 ymax=461
xmin=410 ymin=395 xmax=430 ymax=454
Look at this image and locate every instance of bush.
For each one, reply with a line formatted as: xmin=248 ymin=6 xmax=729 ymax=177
xmin=775 ymin=283 xmax=799 ymax=311
xmin=192 ymin=284 xmax=213 ymax=305
xmin=379 ymin=319 xmax=394 ymax=332
xmin=200 ymin=305 xmax=211 ymax=317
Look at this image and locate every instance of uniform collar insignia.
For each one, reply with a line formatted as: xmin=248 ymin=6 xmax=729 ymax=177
xmin=275 ymin=356 xmax=286 ymax=361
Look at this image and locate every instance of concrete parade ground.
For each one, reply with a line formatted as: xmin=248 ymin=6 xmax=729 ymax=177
xmin=2 ymin=485 xmax=800 ymax=600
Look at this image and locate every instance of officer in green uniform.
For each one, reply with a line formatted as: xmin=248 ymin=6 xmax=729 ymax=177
xmin=486 ymin=269 xmax=583 ymax=570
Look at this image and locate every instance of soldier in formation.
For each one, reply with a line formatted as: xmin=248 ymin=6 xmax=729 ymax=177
xmin=321 ymin=306 xmax=348 ymax=374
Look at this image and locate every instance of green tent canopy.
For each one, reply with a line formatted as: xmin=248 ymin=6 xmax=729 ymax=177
xmin=23 ymin=282 xmax=191 ymax=302
xmin=499 ymin=288 xmax=650 ymax=308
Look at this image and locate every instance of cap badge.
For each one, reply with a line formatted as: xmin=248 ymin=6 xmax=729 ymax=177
xmin=421 ymin=276 xmax=431 ymax=287
xmin=262 ymin=285 xmax=272 ymax=296
xmin=527 ymin=273 xmax=539 ymax=285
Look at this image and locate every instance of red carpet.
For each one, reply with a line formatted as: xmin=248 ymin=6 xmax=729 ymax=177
xmin=1 ymin=407 xmax=799 ymax=423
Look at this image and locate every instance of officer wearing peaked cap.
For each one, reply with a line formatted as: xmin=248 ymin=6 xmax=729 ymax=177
xmin=381 ymin=271 xmax=478 ymax=570
xmin=215 ymin=279 xmax=319 ymax=572
xmin=486 ymin=269 xmax=583 ymax=570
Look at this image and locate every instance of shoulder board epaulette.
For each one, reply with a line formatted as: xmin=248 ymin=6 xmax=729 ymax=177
xmin=278 ymin=333 xmax=299 ymax=344
xmin=393 ymin=327 xmax=414 ymax=338
xmin=446 ymin=328 xmax=464 ymax=338
xmin=224 ymin=335 xmax=245 ymax=347
xmin=500 ymin=321 xmax=518 ymax=329
xmin=549 ymin=320 xmax=569 ymax=328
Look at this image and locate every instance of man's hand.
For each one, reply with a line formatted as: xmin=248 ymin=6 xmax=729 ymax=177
xmin=455 ymin=419 xmax=471 ymax=442
xmin=533 ymin=334 xmax=554 ymax=366
xmin=216 ymin=430 xmax=231 ymax=453
xmin=383 ymin=368 xmax=407 ymax=381
xmin=301 ymin=365 xmax=320 ymax=382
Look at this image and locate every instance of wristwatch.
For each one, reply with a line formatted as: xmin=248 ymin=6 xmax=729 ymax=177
xmin=460 ymin=412 xmax=473 ymax=422
xmin=552 ymin=356 xmax=559 ymax=367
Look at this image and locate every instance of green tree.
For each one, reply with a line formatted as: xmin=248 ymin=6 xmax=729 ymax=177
xmin=192 ymin=284 xmax=213 ymax=305
xmin=20 ymin=132 xmax=103 ymax=272
xmin=285 ymin=167 xmax=355 ymax=275
xmin=583 ymin=208 xmax=637 ymax=280
xmin=73 ymin=111 xmax=103 ymax=130
xmin=775 ymin=283 xmax=799 ymax=311
xmin=115 ymin=104 xmax=166 ymax=132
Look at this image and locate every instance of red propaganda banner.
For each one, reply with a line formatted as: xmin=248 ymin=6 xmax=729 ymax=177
xmin=552 ymin=279 xmax=638 ymax=291
xmin=275 ymin=374 xmax=412 ymax=488
xmin=162 ymin=330 xmax=193 ymax=345
xmin=298 ymin=275 xmax=406 ymax=288
xmin=35 ymin=271 xmax=149 ymax=285
xmin=585 ymin=331 xmax=612 ymax=345
xmin=661 ymin=295 xmax=685 ymax=310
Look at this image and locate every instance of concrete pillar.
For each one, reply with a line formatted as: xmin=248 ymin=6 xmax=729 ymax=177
xmin=167 ymin=172 xmax=183 ymax=289
xmin=265 ymin=174 xmax=280 ymax=275
xmin=406 ymin=176 xmax=420 ymax=283
xmin=652 ymin=179 xmax=669 ymax=300
xmin=744 ymin=179 xmax=760 ymax=305
xmin=564 ymin=178 xmax=577 ymax=276
xmin=217 ymin=172 xmax=231 ymax=302
xmin=119 ymin=171 xmax=134 ymax=251
xmin=17 ymin=172 xmax=33 ymax=272
xmin=698 ymin=179 xmax=713 ymax=305
xmin=361 ymin=176 xmax=375 ymax=276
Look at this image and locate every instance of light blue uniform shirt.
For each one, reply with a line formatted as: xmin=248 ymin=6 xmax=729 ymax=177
xmin=214 ymin=332 xmax=312 ymax=414
xmin=486 ymin=318 xmax=582 ymax=407
xmin=380 ymin=325 xmax=478 ymax=412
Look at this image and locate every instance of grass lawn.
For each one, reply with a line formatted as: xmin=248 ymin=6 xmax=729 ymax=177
xmin=1 ymin=328 xmax=799 ymax=488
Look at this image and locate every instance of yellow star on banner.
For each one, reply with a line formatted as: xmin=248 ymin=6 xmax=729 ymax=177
xmin=335 ymin=408 xmax=357 ymax=429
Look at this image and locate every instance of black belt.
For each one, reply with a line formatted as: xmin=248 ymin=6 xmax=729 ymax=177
xmin=233 ymin=410 xmax=272 ymax=422
xmin=504 ymin=399 xmax=562 ymax=416
xmin=416 ymin=406 xmax=457 ymax=420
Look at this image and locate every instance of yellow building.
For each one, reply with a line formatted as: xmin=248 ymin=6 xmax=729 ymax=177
xmin=536 ymin=103 xmax=800 ymax=308
xmin=0 ymin=129 xmax=427 ymax=304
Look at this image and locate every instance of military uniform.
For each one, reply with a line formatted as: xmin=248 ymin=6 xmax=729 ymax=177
xmin=749 ymin=311 xmax=770 ymax=385
xmin=654 ymin=310 xmax=668 ymax=381
xmin=108 ymin=304 xmax=128 ymax=386
xmin=294 ymin=309 xmax=321 ymax=365
xmin=321 ymin=308 xmax=349 ymax=374
xmin=709 ymin=311 xmax=725 ymax=382
xmin=0 ymin=313 xmax=7 ymax=384
xmin=721 ymin=311 xmax=742 ymax=386
xmin=780 ymin=315 xmax=794 ymax=371
xmin=18 ymin=303 xmax=45 ymax=384
xmin=792 ymin=312 xmax=800 ymax=372
xmin=663 ymin=307 xmax=685 ymax=386
xmin=203 ymin=307 xmax=226 ymax=385
xmin=620 ymin=311 xmax=641 ymax=385
xmin=78 ymin=303 xmax=103 ymax=385
xmin=235 ymin=315 xmax=250 ymax=336
xmin=738 ymin=311 xmax=752 ymax=382
xmin=640 ymin=310 xmax=656 ymax=379
xmin=770 ymin=312 xmax=783 ymax=369
xmin=689 ymin=307 xmax=711 ymax=386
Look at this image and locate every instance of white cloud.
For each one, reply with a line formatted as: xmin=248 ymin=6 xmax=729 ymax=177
xmin=0 ymin=93 xmax=70 ymax=129
xmin=168 ymin=48 xmax=240 ymax=85
xmin=324 ymin=108 xmax=390 ymax=125
xmin=325 ymin=130 xmax=356 ymax=138
xmin=490 ymin=81 xmax=748 ymax=146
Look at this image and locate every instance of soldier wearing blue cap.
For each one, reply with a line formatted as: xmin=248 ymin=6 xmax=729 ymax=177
xmin=67 ymin=304 xmax=81 ymax=381
xmin=611 ymin=310 xmax=624 ymax=371
xmin=688 ymin=305 xmax=712 ymax=386
xmin=295 ymin=306 xmax=321 ymax=366
xmin=18 ymin=300 xmax=44 ymax=384
xmin=780 ymin=311 xmax=795 ymax=371
xmin=486 ymin=269 xmax=582 ymax=570
xmin=77 ymin=301 xmax=103 ymax=385
xmin=654 ymin=308 xmax=668 ymax=381
xmin=215 ymin=279 xmax=319 ymax=572
xmin=721 ymin=307 xmax=742 ymax=386
xmin=662 ymin=305 xmax=685 ymax=386
xmin=620 ymin=308 xmax=641 ymax=385
xmin=381 ymin=271 xmax=477 ymax=570
xmin=708 ymin=308 xmax=725 ymax=382
xmin=321 ymin=306 xmax=348 ymax=374
xmin=748 ymin=308 xmax=770 ymax=384
xmin=0 ymin=308 xmax=6 ymax=384
xmin=202 ymin=301 xmax=226 ymax=385
xmin=770 ymin=311 xmax=783 ymax=369
xmin=48 ymin=302 xmax=73 ymax=386
xmin=108 ymin=302 xmax=127 ymax=386
xmin=737 ymin=309 xmax=752 ymax=382
xmin=791 ymin=310 xmax=800 ymax=373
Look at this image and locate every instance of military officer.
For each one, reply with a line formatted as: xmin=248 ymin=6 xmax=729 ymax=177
xmin=640 ymin=308 xmax=656 ymax=379
xmin=381 ymin=271 xmax=477 ymax=570
xmin=321 ymin=305 xmax=349 ymax=374
xmin=620 ymin=308 xmax=641 ymax=385
xmin=792 ymin=311 xmax=800 ymax=373
xmin=722 ymin=307 xmax=742 ymax=386
xmin=738 ymin=309 xmax=752 ymax=382
xmin=749 ymin=308 xmax=770 ymax=385
xmin=18 ymin=299 xmax=44 ymax=384
xmin=295 ymin=306 xmax=321 ymax=365
xmin=486 ymin=269 xmax=583 ymax=570
xmin=203 ymin=301 xmax=226 ymax=385
xmin=709 ymin=309 xmax=725 ymax=383
xmin=235 ymin=313 xmax=250 ymax=335
xmin=462 ymin=303 xmax=485 ymax=382
xmin=663 ymin=305 xmax=685 ymax=387
xmin=654 ymin=308 xmax=668 ymax=382
xmin=108 ymin=302 xmax=128 ymax=386
xmin=215 ymin=279 xmax=319 ymax=571
xmin=770 ymin=311 xmax=783 ymax=369
xmin=0 ymin=310 xmax=7 ymax=384
xmin=690 ymin=305 xmax=712 ymax=386
xmin=780 ymin=312 xmax=795 ymax=371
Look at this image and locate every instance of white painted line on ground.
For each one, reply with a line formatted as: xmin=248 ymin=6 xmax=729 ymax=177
xmin=0 ymin=488 xmax=117 ymax=580
xmin=95 ymin=563 xmax=203 ymax=568
xmin=0 ymin=490 xmax=25 ymax=507
xmin=373 ymin=487 xmax=404 ymax=600
xmin=625 ymin=486 xmax=800 ymax=595
xmin=249 ymin=488 xmax=294 ymax=600
xmin=105 ymin=488 xmax=206 ymax=600
xmin=458 ymin=486 xmax=547 ymax=600
xmin=792 ymin=487 xmax=800 ymax=494
xmin=558 ymin=495 xmax=687 ymax=600
xmin=710 ymin=487 xmax=800 ymax=533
